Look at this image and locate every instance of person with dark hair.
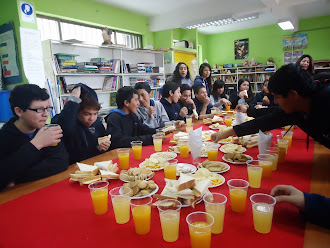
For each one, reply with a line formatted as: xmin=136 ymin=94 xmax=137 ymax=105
xmin=249 ymin=79 xmax=276 ymax=108
xmin=210 ymin=79 xmax=231 ymax=110
xmin=193 ymin=63 xmax=212 ymax=95
xmin=193 ymin=85 xmax=218 ymax=118
xmin=105 ymin=86 xmax=156 ymax=149
xmin=0 ymin=84 xmax=68 ymax=190
xmin=295 ymin=54 xmax=314 ymax=75
xmin=134 ymin=81 xmax=169 ymax=128
xmin=52 ymin=83 xmax=110 ymax=164
xmin=229 ymin=78 xmax=254 ymax=109
xmin=313 ymin=72 xmax=330 ymax=85
xmin=160 ymin=81 xmax=187 ymax=121
xmin=166 ymin=62 xmax=193 ymax=87
xmin=179 ymin=84 xmax=196 ymax=116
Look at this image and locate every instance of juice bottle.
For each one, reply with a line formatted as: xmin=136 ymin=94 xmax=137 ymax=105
xmin=132 ymin=205 xmax=151 ymax=235
xmin=160 ymin=210 xmax=180 ymax=242
xmin=189 ymin=222 xmax=212 ymax=248
xmin=112 ymin=195 xmax=130 ymax=224
xmin=91 ymin=189 xmax=108 ymax=215
xmin=229 ymin=189 xmax=247 ymax=213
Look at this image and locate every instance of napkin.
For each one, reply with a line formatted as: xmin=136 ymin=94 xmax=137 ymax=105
xmin=258 ymin=130 xmax=273 ymax=154
xmin=235 ymin=112 xmax=245 ymax=125
xmin=189 ymin=127 xmax=203 ymax=164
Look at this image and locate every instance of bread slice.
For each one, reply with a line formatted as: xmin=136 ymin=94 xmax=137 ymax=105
xmin=77 ymin=163 xmax=99 ymax=175
xmin=94 ymin=160 xmax=113 ymax=171
xmin=98 ymin=134 xmax=111 ymax=145
xmin=173 ymin=132 xmax=189 ymax=141
xmin=194 ymin=179 xmax=211 ymax=197
xmin=177 ymin=173 xmax=195 ymax=191
xmin=99 ymin=169 xmax=119 ymax=179
xmin=177 ymin=188 xmax=195 ymax=200
xmin=81 ymin=175 xmax=101 ymax=185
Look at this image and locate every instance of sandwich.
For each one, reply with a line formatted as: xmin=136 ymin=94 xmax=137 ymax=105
xmin=177 ymin=173 xmax=195 ymax=191
xmin=94 ymin=160 xmax=118 ymax=172
xmin=192 ymin=109 xmax=199 ymax=119
xmin=173 ymin=132 xmax=189 ymax=141
xmin=99 ymin=169 xmax=119 ymax=179
xmin=194 ymin=179 xmax=211 ymax=197
xmin=98 ymin=134 xmax=111 ymax=145
xmin=76 ymin=163 xmax=99 ymax=175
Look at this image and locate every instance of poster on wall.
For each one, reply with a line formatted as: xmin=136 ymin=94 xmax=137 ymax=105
xmin=284 ymin=50 xmax=303 ymax=64
xmin=19 ymin=1 xmax=36 ymax=24
xmin=234 ymin=38 xmax=249 ymax=60
xmin=283 ymin=33 xmax=308 ymax=51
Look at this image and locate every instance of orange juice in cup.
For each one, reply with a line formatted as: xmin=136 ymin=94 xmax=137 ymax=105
xmin=109 ymin=187 xmax=131 ymax=224
xmin=203 ymin=193 xmax=227 ymax=234
xmin=277 ymin=137 xmax=289 ymax=163
xmin=131 ymin=141 xmax=143 ymax=160
xmin=225 ymin=115 xmax=232 ymax=127
xmin=117 ymin=148 xmax=130 ymax=169
xmin=153 ymin=134 xmax=163 ymax=152
xmin=164 ymin=159 xmax=177 ymax=180
xmin=179 ymin=140 xmax=189 ymax=158
xmin=227 ymin=179 xmax=249 ymax=213
xmin=266 ymin=147 xmax=280 ymax=171
xmin=45 ymin=124 xmax=60 ymax=146
xmin=257 ymin=154 xmax=274 ymax=178
xmin=207 ymin=143 xmax=219 ymax=161
xmin=247 ymin=160 xmax=263 ymax=188
xmin=131 ymin=196 xmax=152 ymax=235
xmin=226 ymin=105 xmax=231 ymax=111
xmin=281 ymin=131 xmax=293 ymax=148
xmin=88 ymin=181 xmax=109 ymax=215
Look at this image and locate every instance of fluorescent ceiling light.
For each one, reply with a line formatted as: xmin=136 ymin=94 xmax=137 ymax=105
xmin=277 ymin=19 xmax=294 ymax=30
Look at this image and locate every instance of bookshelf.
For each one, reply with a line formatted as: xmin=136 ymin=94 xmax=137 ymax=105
xmin=211 ymin=65 xmax=276 ymax=95
xmin=42 ymin=40 xmax=165 ymax=114
xmin=314 ymin=60 xmax=330 ymax=74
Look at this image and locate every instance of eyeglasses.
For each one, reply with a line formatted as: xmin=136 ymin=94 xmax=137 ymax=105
xmin=26 ymin=106 xmax=53 ymax=113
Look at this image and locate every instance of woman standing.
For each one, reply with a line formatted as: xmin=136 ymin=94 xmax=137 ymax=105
xmin=229 ymin=78 xmax=254 ymax=109
xmin=166 ymin=62 xmax=193 ymax=87
xmin=193 ymin=63 xmax=212 ymax=95
xmin=295 ymin=54 xmax=314 ymax=75
xmin=210 ymin=80 xmax=231 ymax=110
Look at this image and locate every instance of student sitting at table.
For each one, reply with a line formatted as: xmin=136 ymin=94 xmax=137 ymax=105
xmin=178 ymin=84 xmax=197 ymax=117
xmin=271 ymin=185 xmax=330 ymax=229
xmin=105 ymin=86 xmax=156 ymax=149
xmin=51 ymin=84 xmax=110 ymax=164
xmin=134 ymin=81 xmax=170 ymax=128
xmin=193 ymin=63 xmax=212 ymax=95
xmin=193 ymin=85 xmax=219 ymax=119
xmin=210 ymin=79 xmax=231 ymax=110
xmin=229 ymin=78 xmax=254 ymax=109
xmin=249 ymin=79 xmax=276 ymax=108
xmin=0 ymin=84 xmax=69 ymax=190
xmin=160 ymin=81 xmax=187 ymax=121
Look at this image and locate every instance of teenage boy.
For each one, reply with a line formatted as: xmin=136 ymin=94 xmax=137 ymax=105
xmin=0 ymin=84 xmax=68 ymax=190
xmin=179 ymin=84 xmax=197 ymax=116
xmin=193 ymin=85 xmax=218 ymax=118
xmin=105 ymin=86 xmax=156 ymax=149
xmin=134 ymin=81 xmax=170 ymax=128
xmin=160 ymin=81 xmax=187 ymax=120
xmin=52 ymin=84 xmax=110 ymax=164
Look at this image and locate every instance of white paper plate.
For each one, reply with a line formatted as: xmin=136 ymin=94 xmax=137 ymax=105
xmin=130 ymin=184 xmax=159 ymax=200
xmin=199 ymin=162 xmax=230 ymax=174
xmin=176 ymin=163 xmax=197 ymax=176
xmin=222 ymin=154 xmax=253 ymax=165
xmin=150 ymin=152 xmax=177 ymax=161
xmin=220 ymin=145 xmax=246 ymax=154
xmin=168 ymin=146 xmax=191 ymax=154
xmin=139 ymin=161 xmax=165 ymax=171
xmin=208 ymin=174 xmax=225 ymax=188
xmin=209 ymin=124 xmax=227 ymax=130
xmin=120 ymin=173 xmax=154 ymax=183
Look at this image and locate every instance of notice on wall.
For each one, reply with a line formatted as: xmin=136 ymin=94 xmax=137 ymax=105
xmin=20 ymin=1 xmax=35 ymax=24
xmin=20 ymin=27 xmax=45 ymax=88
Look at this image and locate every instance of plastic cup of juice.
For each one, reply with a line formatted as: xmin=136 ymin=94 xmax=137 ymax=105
xmin=281 ymin=130 xmax=293 ymax=148
xmin=211 ymin=109 xmax=217 ymax=115
xmin=250 ymin=193 xmax=276 ymax=234
xmin=266 ymin=147 xmax=280 ymax=171
xmin=186 ymin=114 xmax=193 ymax=127
xmin=153 ymin=134 xmax=163 ymax=152
xmin=178 ymin=140 xmax=190 ymax=158
xmin=109 ymin=186 xmax=132 ymax=224
xmin=164 ymin=159 xmax=177 ymax=179
xmin=283 ymin=125 xmax=294 ymax=131
xmin=45 ymin=124 xmax=60 ymax=146
xmin=186 ymin=211 xmax=214 ymax=248
xmin=186 ymin=126 xmax=193 ymax=134
xmin=131 ymin=196 xmax=153 ymax=235
xmin=157 ymin=199 xmax=182 ymax=242
xmin=257 ymin=154 xmax=274 ymax=178
xmin=227 ymin=179 xmax=249 ymax=213
xmin=225 ymin=105 xmax=231 ymax=111
xmin=88 ymin=181 xmax=109 ymax=215
xmin=246 ymin=160 xmax=263 ymax=188
xmin=277 ymin=136 xmax=289 ymax=163
xmin=131 ymin=141 xmax=143 ymax=160
xmin=203 ymin=193 xmax=227 ymax=234
xmin=207 ymin=143 xmax=219 ymax=161
xmin=225 ymin=115 xmax=232 ymax=127
xmin=117 ymin=148 xmax=130 ymax=169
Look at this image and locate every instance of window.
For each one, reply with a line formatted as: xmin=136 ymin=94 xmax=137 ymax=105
xmin=37 ymin=16 xmax=142 ymax=48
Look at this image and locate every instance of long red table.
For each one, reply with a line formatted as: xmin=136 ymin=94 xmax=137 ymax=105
xmin=0 ymin=124 xmax=324 ymax=248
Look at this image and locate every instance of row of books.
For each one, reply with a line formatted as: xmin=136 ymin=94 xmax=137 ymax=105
xmin=150 ymin=88 xmax=161 ymax=100
xmin=128 ymin=77 xmax=163 ymax=87
xmin=102 ymin=76 xmax=123 ymax=91
xmin=54 ymin=53 xmax=79 ymax=73
xmin=250 ymin=83 xmax=264 ymax=92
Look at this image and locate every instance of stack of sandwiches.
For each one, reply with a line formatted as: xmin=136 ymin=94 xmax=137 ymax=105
xmin=154 ymin=173 xmax=211 ymax=208
xmin=69 ymin=160 xmax=119 ymax=185
xmin=238 ymin=134 xmax=258 ymax=148
xmin=169 ymin=132 xmax=189 ymax=144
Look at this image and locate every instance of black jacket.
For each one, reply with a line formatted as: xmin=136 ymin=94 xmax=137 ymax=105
xmin=105 ymin=109 xmax=156 ymax=149
xmin=52 ymin=100 xmax=106 ymax=164
xmin=160 ymin=98 xmax=184 ymax=121
xmin=230 ymin=91 xmax=254 ymax=109
xmin=0 ymin=118 xmax=69 ymax=190
xmin=249 ymin=91 xmax=276 ymax=108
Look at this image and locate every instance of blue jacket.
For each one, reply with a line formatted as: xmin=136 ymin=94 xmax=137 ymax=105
xmin=160 ymin=98 xmax=184 ymax=121
xmin=193 ymin=76 xmax=209 ymax=95
xmin=193 ymin=98 xmax=213 ymax=115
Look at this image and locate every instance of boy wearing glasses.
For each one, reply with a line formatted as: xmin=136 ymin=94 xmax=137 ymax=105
xmin=52 ymin=83 xmax=111 ymax=164
xmin=0 ymin=84 xmax=69 ymax=190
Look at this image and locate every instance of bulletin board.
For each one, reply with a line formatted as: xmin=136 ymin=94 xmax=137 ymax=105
xmin=174 ymin=51 xmax=196 ymax=68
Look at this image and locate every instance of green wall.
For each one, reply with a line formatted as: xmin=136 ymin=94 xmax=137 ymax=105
xmin=205 ymin=15 xmax=330 ymax=67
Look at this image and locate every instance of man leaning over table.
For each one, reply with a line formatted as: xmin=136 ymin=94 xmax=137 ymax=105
xmin=211 ymin=64 xmax=330 ymax=228
xmin=0 ymin=84 xmax=69 ymax=191
xmin=105 ymin=86 xmax=156 ymax=150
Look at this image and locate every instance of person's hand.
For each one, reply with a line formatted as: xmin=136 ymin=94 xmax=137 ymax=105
xmin=239 ymin=90 xmax=248 ymax=98
xmin=174 ymin=120 xmax=185 ymax=129
xmin=211 ymin=107 xmax=221 ymax=115
xmin=179 ymin=107 xmax=188 ymax=118
xmin=220 ymin=98 xmax=231 ymax=106
xmin=270 ymin=185 xmax=305 ymax=210
xmin=263 ymin=96 xmax=270 ymax=105
xmin=30 ymin=125 xmax=63 ymax=150
xmin=147 ymin=106 xmax=156 ymax=119
xmin=98 ymin=140 xmax=111 ymax=151
xmin=71 ymin=86 xmax=81 ymax=98
xmin=203 ymin=96 xmax=210 ymax=106
xmin=186 ymin=98 xmax=196 ymax=109
xmin=235 ymin=104 xmax=248 ymax=113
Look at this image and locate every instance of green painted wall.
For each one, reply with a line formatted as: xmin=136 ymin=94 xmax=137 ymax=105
xmin=153 ymin=30 xmax=172 ymax=50
xmin=197 ymin=32 xmax=208 ymax=64
xmin=206 ymin=15 xmax=330 ymax=68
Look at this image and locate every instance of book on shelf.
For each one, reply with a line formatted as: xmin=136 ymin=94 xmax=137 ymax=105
xmin=109 ymin=92 xmax=117 ymax=107
xmin=91 ymin=58 xmax=111 ymax=63
xmin=54 ymin=53 xmax=79 ymax=73
xmin=102 ymin=76 xmax=123 ymax=91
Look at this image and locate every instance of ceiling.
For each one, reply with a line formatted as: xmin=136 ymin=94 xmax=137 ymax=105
xmin=95 ymin=0 xmax=330 ymax=34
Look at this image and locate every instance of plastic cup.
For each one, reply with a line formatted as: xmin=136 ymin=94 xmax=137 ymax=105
xmin=117 ymin=148 xmax=130 ymax=169
xmin=207 ymin=143 xmax=219 ymax=161
xmin=131 ymin=141 xmax=143 ymax=160
xmin=109 ymin=186 xmax=132 ymax=224
xmin=88 ymin=181 xmax=109 ymax=215
xmin=186 ymin=126 xmax=193 ymax=134
xmin=45 ymin=124 xmax=60 ymax=146
xmin=153 ymin=134 xmax=163 ymax=152
xmin=283 ymin=125 xmax=294 ymax=131
xmin=227 ymin=179 xmax=249 ymax=213
xmin=266 ymin=147 xmax=280 ymax=171
xmin=211 ymin=109 xmax=217 ymax=115
xmin=225 ymin=115 xmax=232 ymax=127
xmin=250 ymin=193 xmax=276 ymax=234
xmin=164 ymin=159 xmax=177 ymax=179
xmin=277 ymin=136 xmax=289 ymax=163
xmin=257 ymin=154 xmax=274 ymax=178
xmin=203 ymin=193 xmax=227 ymax=234
xmin=246 ymin=160 xmax=263 ymax=188
xmin=225 ymin=105 xmax=230 ymax=111
xmin=178 ymin=140 xmax=189 ymax=158
xmin=186 ymin=211 xmax=214 ymax=248
xmin=186 ymin=115 xmax=193 ymax=127
xmin=281 ymin=130 xmax=293 ymax=148
xmin=131 ymin=196 xmax=153 ymax=235
xmin=157 ymin=199 xmax=182 ymax=242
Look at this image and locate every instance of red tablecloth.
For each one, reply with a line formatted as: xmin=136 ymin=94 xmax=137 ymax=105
xmin=0 ymin=125 xmax=314 ymax=248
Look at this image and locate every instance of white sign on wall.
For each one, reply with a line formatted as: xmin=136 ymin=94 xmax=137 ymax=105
xmin=20 ymin=1 xmax=35 ymax=24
